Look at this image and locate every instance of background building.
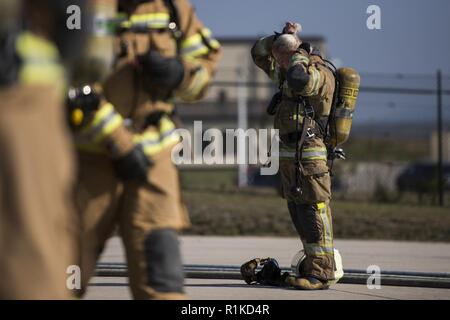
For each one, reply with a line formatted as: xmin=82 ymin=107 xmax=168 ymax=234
xmin=177 ymin=36 xmax=327 ymax=130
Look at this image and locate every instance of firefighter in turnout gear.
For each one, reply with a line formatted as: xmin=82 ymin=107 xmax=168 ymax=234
xmin=73 ymin=0 xmax=221 ymax=299
xmin=0 ymin=0 xmax=88 ymax=299
xmin=251 ymin=22 xmax=345 ymax=290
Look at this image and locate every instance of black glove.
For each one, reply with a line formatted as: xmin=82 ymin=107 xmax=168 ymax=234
xmin=138 ymin=51 xmax=184 ymax=91
xmin=66 ymin=85 xmax=101 ymax=130
xmin=286 ymin=64 xmax=310 ymax=93
xmin=328 ymin=147 xmax=346 ymax=160
xmin=113 ymin=144 xmax=153 ymax=183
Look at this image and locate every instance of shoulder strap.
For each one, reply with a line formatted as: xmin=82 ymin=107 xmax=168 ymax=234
xmin=319 ymin=58 xmax=339 ymax=143
xmin=163 ymin=0 xmax=183 ymax=53
xmin=163 ymin=0 xmax=180 ymax=27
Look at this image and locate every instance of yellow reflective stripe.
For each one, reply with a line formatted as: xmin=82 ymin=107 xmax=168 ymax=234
xmin=183 ymin=45 xmax=210 ymax=58
xmin=130 ymin=13 xmax=169 ymax=23
xmin=93 ymin=115 xmax=122 ymax=142
xmin=181 ymin=28 xmax=220 ymax=58
xmin=18 ymin=63 xmax=65 ymax=86
xmin=120 ymin=13 xmax=170 ymax=29
xmin=15 ymin=31 xmax=59 ymax=61
xmin=140 ymin=133 xmax=179 ymax=156
xmin=135 ymin=130 xmax=159 ymax=155
xmin=317 ymin=202 xmax=326 ymax=210
xmin=181 ymin=33 xmax=202 ymax=48
xmin=178 ymin=65 xmax=210 ymax=101
xmin=159 ymin=116 xmax=176 ymax=134
xmin=136 ymin=117 xmax=180 ymax=156
xmin=292 ymin=114 xmax=304 ymax=123
xmin=142 ymin=143 xmax=163 ymax=156
xmin=200 ymin=28 xmax=220 ymax=49
xmin=15 ymin=32 xmax=66 ymax=88
xmin=304 ymin=147 xmax=327 ymax=151
xmin=159 ymin=116 xmax=180 ymax=147
xmin=188 ymin=66 xmax=209 ymax=97
xmin=88 ymin=103 xmax=124 ymax=142
xmin=181 ymin=34 xmax=209 ymax=57
xmin=302 ymin=147 xmax=327 ymax=160
xmin=135 ymin=131 xmax=160 ymax=143
xmin=91 ymin=103 xmax=114 ymax=127
xmin=316 ymin=202 xmax=333 ymax=247
xmin=323 ymin=206 xmax=333 ymax=245
xmin=142 ymin=143 xmax=162 ymax=156
xmin=304 ymin=157 xmax=326 ymax=161
xmin=290 ymin=53 xmax=309 ymax=68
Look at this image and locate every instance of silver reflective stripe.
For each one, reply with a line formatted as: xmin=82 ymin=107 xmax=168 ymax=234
xmin=278 ymin=151 xmax=296 ymax=159
xmin=277 ymin=149 xmax=327 ymax=160
xmin=181 ymin=43 xmax=207 ymax=56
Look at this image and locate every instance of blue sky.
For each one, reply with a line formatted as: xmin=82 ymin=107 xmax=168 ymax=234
xmin=191 ymin=0 xmax=450 ymax=126
xmin=191 ymin=0 xmax=450 ymax=75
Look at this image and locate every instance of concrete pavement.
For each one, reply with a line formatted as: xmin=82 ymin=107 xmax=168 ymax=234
xmin=84 ymin=236 xmax=450 ymax=300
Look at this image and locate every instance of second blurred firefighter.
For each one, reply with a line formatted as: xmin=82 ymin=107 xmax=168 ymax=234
xmin=72 ymin=0 xmax=221 ymax=299
xmin=0 ymin=0 xmax=88 ymax=299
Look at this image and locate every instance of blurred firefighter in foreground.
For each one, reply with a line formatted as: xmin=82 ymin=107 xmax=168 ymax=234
xmin=0 ymin=0 xmax=88 ymax=299
xmin=69 ymin=0 xmax=221 ymax=299
xmin=244 ymin=22 xmax=359 ymax=290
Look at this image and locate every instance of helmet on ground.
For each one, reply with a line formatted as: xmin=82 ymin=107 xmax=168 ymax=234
xmin=290 ymin=249 xmax=344 ymax=285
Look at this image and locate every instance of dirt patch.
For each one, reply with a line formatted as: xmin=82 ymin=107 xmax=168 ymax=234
xmin=182 ymin=189 xmax=450 ymax=242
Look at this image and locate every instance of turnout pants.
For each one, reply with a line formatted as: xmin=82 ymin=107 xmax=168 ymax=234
xmin=275 ymin=97 xmax=335 ymax=282
xmin=280 ymin=156 xmax=335 ymax=282
xmin=75 ymin=147 xmax=189 ymax=299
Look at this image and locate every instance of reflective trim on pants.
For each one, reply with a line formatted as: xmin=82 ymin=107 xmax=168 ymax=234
xmin=317 ymin=202 xmax=333 ymax=247
xmin=278 ymin=147 xmax=327 ymax=161
xmin=304 ymin=202 xmax=333 ymax=256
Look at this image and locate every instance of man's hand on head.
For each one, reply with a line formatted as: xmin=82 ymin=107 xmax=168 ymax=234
xmin=283 ymin=22 xmax=302 ymax=35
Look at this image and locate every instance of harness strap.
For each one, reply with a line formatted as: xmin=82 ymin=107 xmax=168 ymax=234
xmin=293 ymin=97 xmax=315 ymax=194
xmin=163 ymin=0 xmax=183 ymax=52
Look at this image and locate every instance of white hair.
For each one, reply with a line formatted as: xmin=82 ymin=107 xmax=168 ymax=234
xmin=273 ymin=34 xmax=301 ymax=54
